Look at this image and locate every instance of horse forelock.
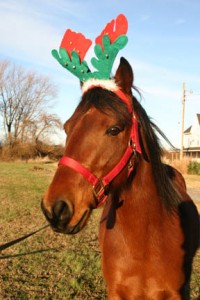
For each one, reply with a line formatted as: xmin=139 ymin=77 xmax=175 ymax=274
xmin=79 ymin=87 xmax=132 ymax=126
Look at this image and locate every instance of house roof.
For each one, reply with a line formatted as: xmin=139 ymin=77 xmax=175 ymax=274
xmin=184 ymin=113 xmax=200 ymax=133
xmin=183 ymin=146 xmax=200 ymax=152
xmin=184 ymin=125 xmax=192 ymax=134
xmin=168 ymin=147 xmax=200 ymax=153
xmin=197 ymin=113 xmax=200 ymax=125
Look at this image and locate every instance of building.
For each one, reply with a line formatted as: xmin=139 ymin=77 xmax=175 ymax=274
xmin=183 ymin=113 xmax=200 ymax=160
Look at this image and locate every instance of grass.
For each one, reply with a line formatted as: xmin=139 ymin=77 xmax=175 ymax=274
xmin=0 ymin=162 xmax=106 ymax=300
xmin=0 ymin=162 xmax=199 ymax=299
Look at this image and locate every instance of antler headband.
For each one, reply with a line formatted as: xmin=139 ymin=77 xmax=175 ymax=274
xmin=52 ymin=14 xmax=128 ymax=94
xmin=52 ymin=15 xmax=142 ymax=154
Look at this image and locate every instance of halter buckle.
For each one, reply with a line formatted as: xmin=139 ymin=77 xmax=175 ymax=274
xmin=128 ymin=139 xmax=137 ymax=153
xmin=93 ymin=180 xmax=107 ymax=207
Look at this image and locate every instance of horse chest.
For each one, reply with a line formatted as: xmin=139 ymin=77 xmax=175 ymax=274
xmin=99 ymin=204 xmax=185 ymax=299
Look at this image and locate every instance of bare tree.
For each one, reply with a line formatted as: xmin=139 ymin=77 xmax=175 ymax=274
xmin=0 ymin=60 xmax=59 ymax=146
xmin=21 ymin=113 xmax=62 ymax=143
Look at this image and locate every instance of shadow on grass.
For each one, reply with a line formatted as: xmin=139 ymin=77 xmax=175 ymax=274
xmin=0 ymin=247 xmax=62 ymax=260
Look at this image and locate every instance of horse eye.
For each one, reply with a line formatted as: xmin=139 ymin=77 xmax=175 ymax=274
xmin=106 ymin=126 xmax=121 ymax=136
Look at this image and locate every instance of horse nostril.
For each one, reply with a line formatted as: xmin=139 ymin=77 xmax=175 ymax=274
xmin=41 ymin=199 xmax=53 ymax=221
xmin=52 ymin=200 xmax=73 ymax=223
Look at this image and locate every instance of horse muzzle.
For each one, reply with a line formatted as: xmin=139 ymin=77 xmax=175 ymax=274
xmin=41 ymin=199 xmax=90 ymax=234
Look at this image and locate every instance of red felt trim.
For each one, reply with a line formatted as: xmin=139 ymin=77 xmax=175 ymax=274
xmin=95 ymin=14 xmax=128 ymax=46
xmin=60 ymin=29 xmax=92 ymax=62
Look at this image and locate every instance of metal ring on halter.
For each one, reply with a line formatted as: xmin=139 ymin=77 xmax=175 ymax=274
xmin=128 ymin=138 xmax=136 ymax=151
xmin=92 ymin=179 xmax=105 ymax=198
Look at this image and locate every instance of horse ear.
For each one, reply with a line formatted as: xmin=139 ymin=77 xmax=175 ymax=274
xmin=114 ymin=57 xmax=134 ymax=94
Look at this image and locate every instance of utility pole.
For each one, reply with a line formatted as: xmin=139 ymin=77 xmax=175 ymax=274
xmin=180 ymin=82 xmax=186 ymax=160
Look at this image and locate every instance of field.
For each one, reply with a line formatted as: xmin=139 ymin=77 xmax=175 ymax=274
xmin=0 ymin=162 xmax=199 ymax=299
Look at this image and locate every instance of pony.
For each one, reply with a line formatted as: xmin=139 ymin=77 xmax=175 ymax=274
xmin=41 ymin=57 xmax=199 ymax=299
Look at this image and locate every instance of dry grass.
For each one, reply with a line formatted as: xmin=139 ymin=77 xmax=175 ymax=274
xmin=194 ymin=202 xmax=200 ymax=213
xmin=165 ymin=158 xmax=190 ymax=174
xmin=184 ymin=174 xmax=200 ymax=213
xmin=0 ymin=162 xmax=106 ymax=300
xmin=184 ymin=174 xmax=200 ymax=189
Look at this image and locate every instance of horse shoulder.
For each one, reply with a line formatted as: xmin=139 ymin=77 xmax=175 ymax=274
xmin=165 ymin=164 xmax=199 ymax=273
xmin=164 ymin=164 xmax=186 ymax=192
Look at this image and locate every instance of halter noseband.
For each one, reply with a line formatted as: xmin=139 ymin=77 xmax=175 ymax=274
xmin=58 ymin=86 xmax=142 ymax=208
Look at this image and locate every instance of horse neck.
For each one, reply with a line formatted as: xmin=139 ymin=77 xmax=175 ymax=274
xmin=110 ymin=156 xmax=163 ymax=224
xmin=125 ymin=157 xmax=160 ymax=210
xmin=123 ymin=122 xmax=164 ymax=214
xmin=99 ymin=156 xmax=164 ymax=249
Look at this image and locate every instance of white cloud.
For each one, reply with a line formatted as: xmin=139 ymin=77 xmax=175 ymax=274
xmin=133 ymin=57 xmax=200 ymax=95
xmin=0 ymin=3 xmax=54 ymax=66
xmin=140 ymin=15 xmax=150 ymax=22
xmin=175 ymin=18 xmax=186 ymax=25
xmin=0 ymin=0 xmax=89 ymax=71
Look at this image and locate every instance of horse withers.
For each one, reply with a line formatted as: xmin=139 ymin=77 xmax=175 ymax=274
xmin=41 ymin=57 xmax=199 ymax=299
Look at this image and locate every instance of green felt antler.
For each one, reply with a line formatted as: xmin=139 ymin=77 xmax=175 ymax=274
xmin=52 ymin=48 xmax=91 ymax=83
xmin=52 ymin=14 xmax=128 ymax=83
xmin=91 ymin=34 xmax=128 ymax=80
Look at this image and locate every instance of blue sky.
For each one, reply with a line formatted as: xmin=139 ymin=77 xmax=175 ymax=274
xmin=0 ymin=0 xmax=199 ymax=147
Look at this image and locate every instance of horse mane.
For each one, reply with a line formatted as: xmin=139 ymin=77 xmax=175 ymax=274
xmin=131 ymin=89 xmax=181 ymax=210
xmin=79 ymin=86 xmax=181 ymax=211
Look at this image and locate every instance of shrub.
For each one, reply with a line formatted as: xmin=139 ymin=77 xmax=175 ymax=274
xmin=0 ymin=141 xmax=64 ymax=161
xmin=188 ymin=161 xmax=200 ymax=175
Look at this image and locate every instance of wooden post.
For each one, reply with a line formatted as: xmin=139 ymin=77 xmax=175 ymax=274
xmin=180 ymin=82 xmax=186 ymax=160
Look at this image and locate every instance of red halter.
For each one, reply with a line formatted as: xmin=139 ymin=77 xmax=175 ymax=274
xmin=59 ymin=89 xmax=142 ymax=208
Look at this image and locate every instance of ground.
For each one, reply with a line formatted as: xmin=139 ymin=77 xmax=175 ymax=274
xmin=0 ymin=162 xmax=199 ymax=299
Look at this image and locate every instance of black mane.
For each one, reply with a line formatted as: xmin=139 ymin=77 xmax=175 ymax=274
xmin=131 ymin=90 xmax=181 ymax=210
xmin=79 ymin=87 xmax=181 ymax=210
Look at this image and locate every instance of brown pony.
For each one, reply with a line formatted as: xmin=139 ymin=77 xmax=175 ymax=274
xmin=41 ymin=57 xmax=199 ymax=299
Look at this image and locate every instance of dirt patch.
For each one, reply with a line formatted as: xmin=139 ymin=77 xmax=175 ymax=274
xmin=183 ymin=175 xmax=200 ymax=211
xmin=30 ymin=166 xmax=54 ymax=173
xmin=184 ymin=174 xmax=200 ymax=189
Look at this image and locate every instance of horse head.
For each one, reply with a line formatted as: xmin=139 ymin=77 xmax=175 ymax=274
xmin=41 ymin=57 xmax=141 ymax=234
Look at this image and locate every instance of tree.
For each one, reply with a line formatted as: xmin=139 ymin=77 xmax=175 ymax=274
xmin=0 ymin=60 xmax=60 ymax=146
xmin=21 ymin=113 xmax=62 ymax=144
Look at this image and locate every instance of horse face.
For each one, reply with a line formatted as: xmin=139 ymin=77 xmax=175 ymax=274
xmin=41 ymin=103 xmax=131 ymax=234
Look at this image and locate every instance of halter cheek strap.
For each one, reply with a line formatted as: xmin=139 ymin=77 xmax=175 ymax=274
xmin=60 ymin=144 xmax=135 ymax=186
xmin=59 ymin=140 xmax=137 ymax=208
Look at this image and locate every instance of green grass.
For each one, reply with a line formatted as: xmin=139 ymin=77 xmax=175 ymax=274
xmin=0 ymin=162 xmax=199 ymax=299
